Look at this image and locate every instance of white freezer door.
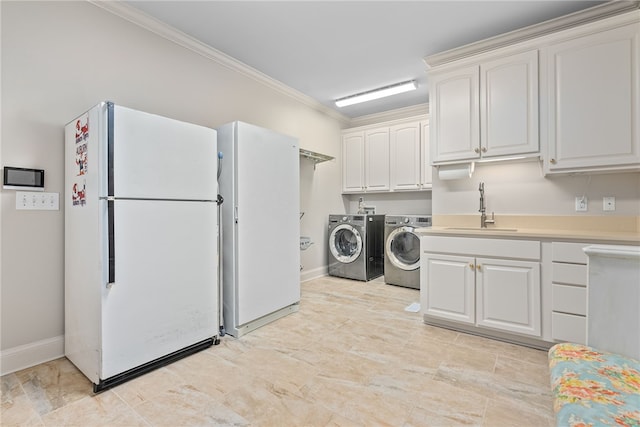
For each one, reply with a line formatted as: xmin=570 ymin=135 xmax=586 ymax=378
xmin=110 ymin=105 xmax=217 ymax=200
xmin=235 ymin=123 xmax=300 ymax=326
xmin=101 ymin=199 xmax=218 ymax=379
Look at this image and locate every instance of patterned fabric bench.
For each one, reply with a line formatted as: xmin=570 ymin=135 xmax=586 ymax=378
xmin=548 ymin=343 xmax=640 ymax=426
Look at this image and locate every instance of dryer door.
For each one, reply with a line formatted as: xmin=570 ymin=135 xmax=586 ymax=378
xmin=386 ymin=227 xmax=420 ymax=271
xmin=329 ymin=224 xmax=362 ymax=263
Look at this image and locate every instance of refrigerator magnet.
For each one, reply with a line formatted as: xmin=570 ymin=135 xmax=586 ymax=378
xmin=75 ymin=142 xmax=88 ymax=176
xmin=72 ymin=180 xmax=86 ymax=207
xmin=74 ymin=114 xmax=89 ymax=143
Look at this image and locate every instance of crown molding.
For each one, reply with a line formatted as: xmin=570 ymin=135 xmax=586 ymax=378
xmin=348 ymin=103 xmax=429 ymax=128
xmin=425 ymin=1 xmax=640 ymax=68
xmin=88 ymin=1 xmax=351 ymax=125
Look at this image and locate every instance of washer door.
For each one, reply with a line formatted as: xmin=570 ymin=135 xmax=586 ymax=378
xmin=329 ymin=224 xmax=362 ymax=263
xmin=386 ymin=227 xmax=420 ymax=271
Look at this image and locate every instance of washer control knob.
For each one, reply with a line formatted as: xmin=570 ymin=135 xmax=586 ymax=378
xmin=342 ymin=216 xmax=348 ymax=221
xmin=404 ymin=217 xmax=410 ymax=223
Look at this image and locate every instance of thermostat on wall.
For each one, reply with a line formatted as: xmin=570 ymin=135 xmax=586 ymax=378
xmin=3 ymin=166 xmax=45 ymax=191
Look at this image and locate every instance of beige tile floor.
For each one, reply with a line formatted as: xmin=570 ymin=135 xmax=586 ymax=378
xmin=1 ymin=276 xmax=554 ymax=426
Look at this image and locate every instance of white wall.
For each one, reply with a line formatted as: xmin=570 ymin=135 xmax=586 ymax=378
xmin=343 ymin=192 xmax=432 ymax=216
xmin=0 ymin=1 xmax=345 ymax=370
xmin=433 ymin=160 xmax=640 ymax=216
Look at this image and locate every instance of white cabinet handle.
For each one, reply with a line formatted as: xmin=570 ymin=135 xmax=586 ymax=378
xmin=474 ymin=148 xmax=480 ymax=154
xmin=481 ymin=147 xmax=487 ymax=153
xmin=469 ymin=263 xmax=475 ymax=269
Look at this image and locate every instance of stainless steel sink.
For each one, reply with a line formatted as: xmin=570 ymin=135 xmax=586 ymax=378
xmin=445 ymin=227 xmax=518 ymax=232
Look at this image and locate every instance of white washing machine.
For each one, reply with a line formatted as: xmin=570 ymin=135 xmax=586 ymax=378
xmin=384 ymin=215 xmax=432 ymax=289
xmin=328 ymin=214 xmax=384 ymax=281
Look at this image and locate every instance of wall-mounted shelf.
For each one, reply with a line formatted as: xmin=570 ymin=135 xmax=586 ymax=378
xmin=299 ymin=148 xmax=334 ymax=169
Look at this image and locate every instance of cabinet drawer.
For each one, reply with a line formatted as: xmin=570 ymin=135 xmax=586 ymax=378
xmin=552 ymin=242 xmax=590 ymax=264
xmin=552 ymin=262 xmax=587 ymax=286
xmin=552 ymin=284 xmax=586 ymax=315
xmin=552 ymin=312 xmax=586 ymax=344
xmin=422 ymin=236 xmax=540 ymax=260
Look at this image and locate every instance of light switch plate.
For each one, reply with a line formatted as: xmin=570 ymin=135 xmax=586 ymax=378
xmin=16 ymin=191 xmax=59 ymax=210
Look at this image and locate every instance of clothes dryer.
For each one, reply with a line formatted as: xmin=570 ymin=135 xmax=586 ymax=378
xmin=328 ymin=214 xmax=384 ymax=281
xmin=384 ymin=215 xmax=432 ymax=289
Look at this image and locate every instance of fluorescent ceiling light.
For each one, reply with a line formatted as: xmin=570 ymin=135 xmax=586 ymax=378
xmin=335 ymin=80 xmax=417 ymax=108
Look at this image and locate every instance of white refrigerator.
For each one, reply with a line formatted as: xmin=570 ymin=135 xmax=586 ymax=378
xmin=65 ymin=102 xmax=219 ymax=392
xmin=217 ymin=121 xmax=300 ymax=337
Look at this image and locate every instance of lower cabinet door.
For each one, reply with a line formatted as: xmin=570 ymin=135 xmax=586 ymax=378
xmin=475 ymin=258 xmax=541 ymax=336
xmin=421 ymin=253 xmax=475 ymax=324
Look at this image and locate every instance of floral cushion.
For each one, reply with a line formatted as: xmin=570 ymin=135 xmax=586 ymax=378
xmin=549 ymin=343 xmax=640 ymax=427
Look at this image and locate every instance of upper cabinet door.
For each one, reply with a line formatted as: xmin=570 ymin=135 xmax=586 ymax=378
xmin=342 ymin=131 xmax=365 ymax=193
xmin=430 ymin=65 xmax=480 ymax=163
xmin=421 ymin=121 xmax=432 ymax=189
xmin=544 ymin=23 xmax=640 ymax=173
xmin=481 ymin=50 xmax=539 ymax=158
xmin=390 ymin=122 xmax=421 ymax=191
xmin=364 ymin=128 xmax=390 ymax=192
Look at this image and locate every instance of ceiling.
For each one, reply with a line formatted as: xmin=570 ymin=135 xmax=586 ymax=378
xmin=125 ymin=1 xmax=605 ymax=119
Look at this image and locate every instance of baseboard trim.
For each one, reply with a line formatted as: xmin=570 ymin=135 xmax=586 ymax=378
xmin=1 ymin=335 xmax=64 ymax=376
xmin=300 ymin=266 xmax=327 ymax=282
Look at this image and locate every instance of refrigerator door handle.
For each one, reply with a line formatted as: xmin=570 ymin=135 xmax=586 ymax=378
xmin=108 ymin=199 xmax=115 ymax=286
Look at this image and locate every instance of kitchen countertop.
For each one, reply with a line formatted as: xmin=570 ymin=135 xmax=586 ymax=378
xmin=415 ymin=215 xmax=640 ymax=244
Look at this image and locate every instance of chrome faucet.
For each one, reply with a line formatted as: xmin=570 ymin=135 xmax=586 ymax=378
xmin=479 ymin=182 xmax=495 ymax=228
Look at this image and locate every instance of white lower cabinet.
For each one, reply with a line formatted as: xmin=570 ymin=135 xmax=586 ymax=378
xmin=421 ymin=236 xmax=541 ymax=338
xmin=423 ymin=254 xmax=475 ymax=324
xmin=476 ymin=258 xmax=540 ymax=336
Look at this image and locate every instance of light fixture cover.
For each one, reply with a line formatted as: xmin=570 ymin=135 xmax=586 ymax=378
xmin=335 ymin=80 xmax=417 ymax=108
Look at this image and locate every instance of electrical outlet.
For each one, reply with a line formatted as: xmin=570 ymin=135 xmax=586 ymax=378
xmin=575 ymin=196 xmax=588 ymax=212
xmin=603 ymin=196 xmax=616 ymax=211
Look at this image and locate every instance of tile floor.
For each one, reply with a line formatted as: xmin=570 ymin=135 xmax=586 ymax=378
xmin=1 ymin=276 xmax=554 ymax=426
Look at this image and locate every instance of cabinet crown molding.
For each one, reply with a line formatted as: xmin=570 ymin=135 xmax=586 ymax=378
xmin=424 ymin=1 xmax=640 ymax=68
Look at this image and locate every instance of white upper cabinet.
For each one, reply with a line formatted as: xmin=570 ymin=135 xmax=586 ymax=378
xmin=364 ymin=128 xmax=390 ymax=192
xmin=390 ymin=121 xmax=421 ymax=191
xmin=421 ymin=120 xmax=432 ymax=189
xmin=342 ymin=131 xmax=365 ymax=192
xmin=543 ymin=22 xmax=640 ymax=174
xmin=426 ymin=4 xmax=639 ymax=172
xmin=430 ymin=50 xmax=539 ymax=164
xmin=481 ymin=50 xmax=539 ymax=158
xmin=430 ymin=65 xmax=480 ymax=163
xmin=341 ymin=116 xmax=429 ymax=193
